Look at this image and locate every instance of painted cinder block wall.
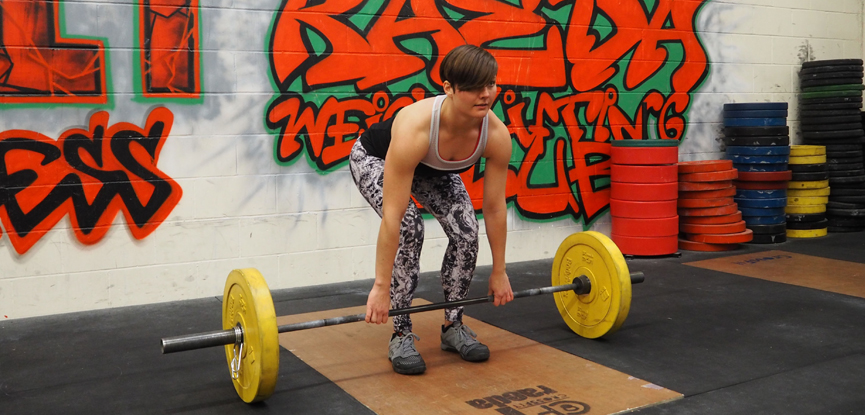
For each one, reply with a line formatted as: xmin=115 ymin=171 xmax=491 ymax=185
xmin=0 ymin=0 xmax=862 ymax=319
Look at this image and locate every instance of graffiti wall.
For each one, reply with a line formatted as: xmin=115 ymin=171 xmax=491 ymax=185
xmin=1 ymin=0 xmax=862 ymax=319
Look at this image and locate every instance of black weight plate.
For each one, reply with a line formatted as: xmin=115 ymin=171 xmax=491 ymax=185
xmin=827 ymin=217 xmax=865 ymax=226
xmin=827 ymin=226 xmax=864 ymax=233
xmin=801 ymin=79 xmax=865 ymax=89
xmin=723 ymin=109 xmax=788 ymax=119
xmin=802 ymin=59 xmax=864 ymax=68
xmin=800 ymin=109 xmax=862 ymax=118
xmin=826 ymin=208 xmax=865 ymax=217
xmin=723 ymin=126 xmax=789 ymax=137
xmin=826 ymin=149 xmax=864 ymax=157
xmin=826 ymin=163 xmax=864 ymax=171
xmin=801 ymin=129 xmax=865 ymax=139
xmin=800 ymin=122 xmax=863 ymax=132
xmin=800 ymin=115 xmax=862 ymax=125
xmin=830 ymin=195 xmax=865 ymax=204
xmin=723 ymin=102 xmax=788 ymax=111
xmin=786 ymin=213 xmax=826 ymax=223
xmin=825 ymin=147 xmax=864 ymax=154
xmin=791 ymin=171 xmax=830 ymax=181
xmin=799 ymin=65 xmax=863 ymax=78
xmin=800 ymin=71 xmax=864 ymax=80
xmin=800 ymin=102 xmax=864 ymax=111
xmin=828 ymin=215 xmax=865 ymax=224
xmin=828 ymin=169 xmax=865 ymax=177
xmin=723 ymin=135 xmax=790 ymax=146
xmin=800 ymin=95 xmax=863 ymax=105
xmin=747 ymin=232 xmax=787 ymax=244
xmin=803 ymin=137 xmax=865 ymax=145
xmin=829 ymin=175 xmax=865 ymax=185
xmin=826 ymin=156 xmax=864 ymax=164
xmin=827 ymin=201 xmax=865 ymax=209
xmin=789 ymin=163 xmax=827 ymax=173
xmin=829 ymin=188 xmax=865 ymax=196
xmin=746 ymin=223 xmax=787 ymax=234
xmin=786 ymin=218 xmax=829 ymax=230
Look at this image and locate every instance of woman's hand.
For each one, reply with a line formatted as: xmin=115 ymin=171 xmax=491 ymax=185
xmin=366 ymin=283 xmax=391 ymax=324
xmin=488 ymin=269 xmax=514 ymax=306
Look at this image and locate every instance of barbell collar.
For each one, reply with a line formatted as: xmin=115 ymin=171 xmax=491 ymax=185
xmin=161 ymin=271 xmax=643 ymax=354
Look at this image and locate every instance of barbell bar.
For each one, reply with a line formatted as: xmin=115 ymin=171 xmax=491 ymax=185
xmin=162 ymin=271 xmax=644 ymax=355
xmin=160 ymin=231 xmax=642 ymax=403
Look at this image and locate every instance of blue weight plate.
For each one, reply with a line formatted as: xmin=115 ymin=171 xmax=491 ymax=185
xmin=736 ymin=189 xmax=788 ymax=199
xmin=723 ymin=109 xmax=788 ymax=118
xmin=725 ymin=146 xmax=791 ymax=156
xmin=733 ymin=163 xmax=789 ymax=172
xmin=728 ymin=154 xmax=790 ymax=164
xmin=734 ymin=197 xmax=788 ymax=208
xmin=739 ymin=206 xmax=787 ymax=217
xmin=724 ymin=117 xmax=788 ymax=127
xmin=723 ymin=102 xmax=789 ymax=111
xmin=743 ymin=215 xmax=787 ymax=225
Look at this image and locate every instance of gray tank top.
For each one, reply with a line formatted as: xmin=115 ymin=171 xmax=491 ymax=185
xmin=418 ymin=95 xmax=489 ymax=172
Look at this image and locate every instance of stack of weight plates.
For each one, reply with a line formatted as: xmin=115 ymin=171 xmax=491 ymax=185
xmin=799 ymin=59 xmax=865 ymax=232
xmin=610 ymin=140 xmax=680 ymax=256
xmin=722 ymin=102 xmax=791 ymax=244
xmin=786 ymin=145 xmax=830 ymax=238
xmin=677 ymin=160 xmax=751 ymax=251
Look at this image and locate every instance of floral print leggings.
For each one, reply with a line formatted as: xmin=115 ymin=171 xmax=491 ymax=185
xmin=349 ymin=140 xmax=479 ymax=333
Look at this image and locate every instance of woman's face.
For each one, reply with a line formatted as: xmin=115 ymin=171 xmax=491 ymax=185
xmin=446 ymin=81 xmax=498 ymax=118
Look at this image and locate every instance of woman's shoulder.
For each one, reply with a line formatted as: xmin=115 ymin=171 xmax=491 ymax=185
xmin=393 ymin=96 xmax=436 ymax=131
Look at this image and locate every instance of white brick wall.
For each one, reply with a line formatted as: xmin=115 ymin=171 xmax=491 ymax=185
xmin=1 ymin=0 xmax=864 ymax=319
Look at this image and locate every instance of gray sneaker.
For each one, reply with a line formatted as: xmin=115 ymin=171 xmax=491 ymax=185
xmin=388 ymin=331 xmax=426 ymax=375
xmin=441 ymin=322 xmax=490 ymax=362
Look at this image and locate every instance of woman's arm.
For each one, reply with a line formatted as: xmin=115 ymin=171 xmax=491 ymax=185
xmin=366 ymin=109 xmax=429 ymax=324
xmin=481 ymin=119 xmax=514 ymax=306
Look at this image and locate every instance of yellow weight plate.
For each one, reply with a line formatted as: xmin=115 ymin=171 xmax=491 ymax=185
xmin=788 ymin=155 xmax=827 ymax=165
xmin=786 ymin=228 xmax=828 ymax=238
xmin=785 ymin=204 xmax=826 ymax=214
xmin=787 ymin=187 xmax=830 ymax=197
xmin=788 ymin=180 xmax=830 ymax=189
xmin=789 ymin=145 xmax=825 ymax=156
xmin=223 ymin=269 xmax=279 ymax=403
xmin=551 ymin=231 xmax=631 ymax=339
xmin=787 ymin=196 xmax=828 ymax=205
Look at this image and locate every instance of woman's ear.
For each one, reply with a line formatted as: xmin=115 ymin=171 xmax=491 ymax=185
xmin=442 ymin=80 xmax=453 ymax=95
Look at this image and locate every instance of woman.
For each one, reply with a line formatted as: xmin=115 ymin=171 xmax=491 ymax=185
xmin=349 ymin=45 xmax=514 ymax=375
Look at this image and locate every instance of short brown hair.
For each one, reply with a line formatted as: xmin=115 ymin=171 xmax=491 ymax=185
xmin=439 ymin=45 xmax=498 ymax=91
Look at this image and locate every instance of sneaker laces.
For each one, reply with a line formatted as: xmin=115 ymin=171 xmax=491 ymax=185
xmin=454 ymin=323 xmax=479 ymax=349
xmin=397 ymin=332 xmax=421 ymax=357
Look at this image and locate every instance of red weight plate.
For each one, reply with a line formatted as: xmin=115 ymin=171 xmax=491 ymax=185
xmin=611 ymin=215 xmax=679 ymax=237
xmin=680 ymin=220 xmax=747 ymax=234
xmin=610 ymin=199 xmax=678 ymax=219
xmin=678 ymin=160 xmax=734 ymax=173
xmin=736 ymin=170 xmax=793 ymax=182
xmin=611 ymin=146 xmax=679 ymax=165
xmin=678 ymin=238 xmax=741 ymax=252
xmin=677 ymin=197 xmax=735 ymax=208
xmin=678 ymin=186 xmax=736 ymax=199
xmin=678 ymin=203 xmax=739 ymax=217
xmin=611 ymin=164 xmax=678 ymax=183
xmin=679 ymin=169 xmax=738 ymax=182
xmin=611 ymin=182 xmax=679 ymax=201
xmin=678 ymin=180 xmax=734 ymax=191
xmin=611 ymin=234 xmax=679 ymax=256
xmin=679 ymin=211 xmax=743 ymax=225
xmin=684 ymin=229 xmax=754 ymax=244
xmin=733 ymin=180 xmax=789 ymax=190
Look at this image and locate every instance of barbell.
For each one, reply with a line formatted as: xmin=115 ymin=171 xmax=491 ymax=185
xmin=160 ymin=231 xmax=645 ymax=403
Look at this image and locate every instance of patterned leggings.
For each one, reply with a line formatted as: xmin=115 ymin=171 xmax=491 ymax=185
xmin=349 ymin=140 xmax=479 ymax=333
